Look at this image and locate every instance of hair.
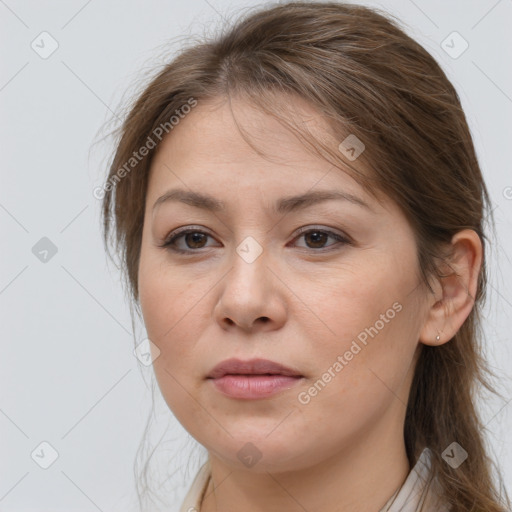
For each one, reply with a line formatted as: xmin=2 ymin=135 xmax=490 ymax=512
xmin=99 ymin=2 xmax=510 ymax=511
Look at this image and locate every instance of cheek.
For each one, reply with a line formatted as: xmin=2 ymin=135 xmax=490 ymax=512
xmin=301 ymin=253 xmax=421 ymax=399
xmin=302 ymin=255 xmax=414 ymax=347
xmin=294 ymin=304 xmax=419 ymax=457
xmin=138 ymin=256 xmax=209 ymax=424
xmin=139 ymin=248 xmax=198 ymax=343
xmin=138 ymin=250 xmax=217 ymax=384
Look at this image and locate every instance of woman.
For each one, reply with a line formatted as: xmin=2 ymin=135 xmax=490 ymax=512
xmin=100 ymin=2 xmax=510 ymax=511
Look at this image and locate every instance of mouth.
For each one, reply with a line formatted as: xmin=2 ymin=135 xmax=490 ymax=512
xmin=206 ymin=358 xmax=304 ymax=400
xmin=207 ymin=357 xmax=303 ymax=379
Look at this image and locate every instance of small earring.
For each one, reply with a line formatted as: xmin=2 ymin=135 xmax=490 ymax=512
xmin=435 ymin=333 xmax=441 ymax=342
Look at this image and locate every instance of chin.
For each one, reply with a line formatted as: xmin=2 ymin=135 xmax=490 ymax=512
xmin=202 ymin=431 xmax=322 ymax=473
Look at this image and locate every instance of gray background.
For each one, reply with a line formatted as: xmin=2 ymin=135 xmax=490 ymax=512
xmin=1 ymin=0 xmax=511 ymax=510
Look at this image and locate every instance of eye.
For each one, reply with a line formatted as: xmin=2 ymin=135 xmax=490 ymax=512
xmin=291 ymin=227 xmax=351 ymax=251
xmin=159 ymin=225 xmax=351 ymax=254
xmin=159 ymin=228 xmax=218 ymax=254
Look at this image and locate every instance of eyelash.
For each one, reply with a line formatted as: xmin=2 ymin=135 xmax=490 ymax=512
xmin=158 ymin=226 xmax=352 ymax=255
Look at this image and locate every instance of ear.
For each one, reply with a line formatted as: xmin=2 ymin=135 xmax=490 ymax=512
xmin=419 ymin=229 xmax=483 ymax=346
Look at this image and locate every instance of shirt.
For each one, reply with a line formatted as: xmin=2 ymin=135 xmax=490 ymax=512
xmin=179 ymin=447 xmax=450 ymax=512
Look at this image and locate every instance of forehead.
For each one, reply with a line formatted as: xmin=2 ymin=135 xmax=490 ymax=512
xmin=147 ymin=95 xmax=373 ymax=203
xmin=156 ymin=95 xmax=330 ymax=164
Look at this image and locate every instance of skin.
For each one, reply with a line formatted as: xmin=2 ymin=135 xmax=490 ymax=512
xmin=137 ymin=95 xmax=482 ymax=512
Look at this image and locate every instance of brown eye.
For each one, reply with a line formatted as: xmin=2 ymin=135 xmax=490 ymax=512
xmin=303 ymin=231 xmax=329 ymax=249
xmin=183 ymin=232 xmax=208 ymax=249
xmin=160 ymin=226 xmax=350 ymax=255
xmin=160 ymin=229 xmax=217 ymax=253
xmin=293 ymin=228 xmax=350 ymax=251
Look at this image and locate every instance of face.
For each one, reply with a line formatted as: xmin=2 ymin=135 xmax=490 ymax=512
xmin=138 ymin=95 xmax=430 ymax=473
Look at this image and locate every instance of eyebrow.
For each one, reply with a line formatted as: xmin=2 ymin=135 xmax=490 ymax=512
xmin=152 ymin=188 xmax=374 ymax=215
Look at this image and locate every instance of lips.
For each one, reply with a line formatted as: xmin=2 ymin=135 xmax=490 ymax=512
xmin=207 ymin=358 xmax=304 ymax=399
xmin=207 ymin=358 xmax=303 ymax=379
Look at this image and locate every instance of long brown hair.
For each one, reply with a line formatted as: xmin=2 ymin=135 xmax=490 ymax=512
xmin=100 ymin=2 xmax=510 ymax=510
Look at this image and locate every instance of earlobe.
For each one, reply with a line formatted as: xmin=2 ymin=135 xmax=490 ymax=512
xmin=419 ymin=229 xmax=483 ymax=346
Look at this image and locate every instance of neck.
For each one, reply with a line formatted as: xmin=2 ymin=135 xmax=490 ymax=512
xmin=200 ymin=418 xmax=411 ymax=512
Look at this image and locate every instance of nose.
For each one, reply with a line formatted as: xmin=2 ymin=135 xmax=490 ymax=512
xmin=214 ymin=248 xmax=287 ymax=333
